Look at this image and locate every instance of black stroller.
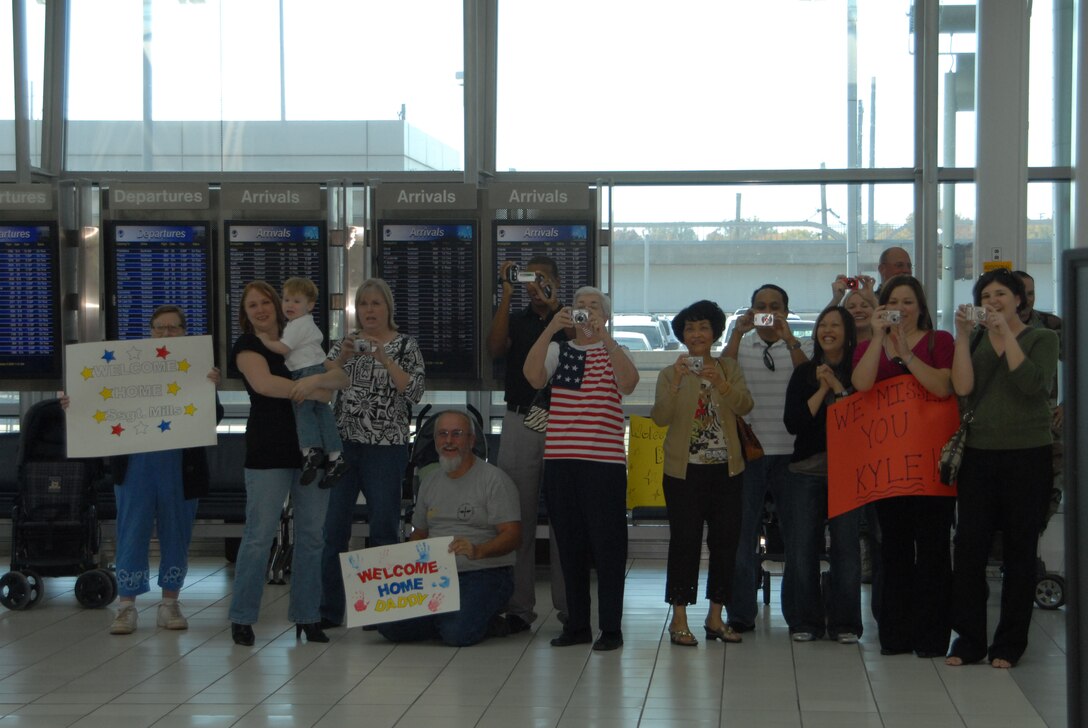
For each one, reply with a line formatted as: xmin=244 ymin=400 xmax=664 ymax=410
xmin=0 ymin=399 xmax=116 ymax=610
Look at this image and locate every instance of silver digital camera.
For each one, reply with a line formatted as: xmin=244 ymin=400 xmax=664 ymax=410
xmin=685 ymin=356 xmax=704 ymax=374
xmin=967 ymin=305 xmax=988 ymax=323
xmin=505 ymin=264 xmax=537 ymax=285
xmin=571 ymin=308 xmax=591 ymax=324
xmin=883 ymin=310 xmax=902 ymax=325
xmin=753 ymin=313 xmax=775 ymax=327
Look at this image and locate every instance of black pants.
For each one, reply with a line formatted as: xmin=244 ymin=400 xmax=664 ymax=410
xmin=948 ymin=445 xmax=1052 ymax=665
xmin=544 ymin=458 xmax=628 ymax=634
xmin=662 ymin=464 xmax=743 ymax=606
xmin=874 ymin=495 xmax=955 ymax=655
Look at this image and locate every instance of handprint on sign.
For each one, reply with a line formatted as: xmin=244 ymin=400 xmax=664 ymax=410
xmin=427 ymin=592 xmax=445 ymax=612
xmin=353 ymin=596 xmax=370 ymax=612
xmin=416 ymin=541 xmax=431 ymax=562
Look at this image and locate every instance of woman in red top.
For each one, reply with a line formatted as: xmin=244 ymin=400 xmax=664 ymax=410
xmin=851 ymin=275 xmax=955 ymax=659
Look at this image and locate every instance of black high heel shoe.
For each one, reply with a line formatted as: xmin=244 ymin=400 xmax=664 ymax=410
xmin=295 ymin=623 xmax=330 ymax=643
xmin=231 ymin=623 xmax=255 ymax=646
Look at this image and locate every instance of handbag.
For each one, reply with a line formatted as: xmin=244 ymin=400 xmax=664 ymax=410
xmin=938 ymin=331 xmax=991 ymax=486
xmin=736 ymin=418 xmax=764 ymax=461
xmin=523 ymin=384 xmax=551 ymax=433
xmin=938 ymin=413 xmax=972 ymax=485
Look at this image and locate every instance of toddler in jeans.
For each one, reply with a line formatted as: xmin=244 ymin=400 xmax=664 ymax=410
xmin=259 ymin=277 xmax=347 ymax=487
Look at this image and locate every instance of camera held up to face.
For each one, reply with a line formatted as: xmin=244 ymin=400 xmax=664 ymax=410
xmin=571 ymin=308 xmax=591 ymax=325
xmin=684 ymin=356 xmax=704 ymax=374
xmin=753 ymin=313 xmax=775 ymax=328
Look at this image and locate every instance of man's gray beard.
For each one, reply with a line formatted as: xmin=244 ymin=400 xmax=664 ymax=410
xmin=438 ymin=454 xmax=463 ymax=473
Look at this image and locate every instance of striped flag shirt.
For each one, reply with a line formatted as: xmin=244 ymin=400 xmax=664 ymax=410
xmin=543 ymin=341 xmax=627 ymax=464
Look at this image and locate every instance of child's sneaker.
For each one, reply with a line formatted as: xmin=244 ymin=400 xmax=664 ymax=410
xmin=157 ymin=601 xmax=189 ymax=630
xmin=300 ymin=449 xmax=325 ymax=486
xmin=320 ymin=457 xmax=348 ymax=489
xmin=109 ymin=604 xmax=138 ymax=635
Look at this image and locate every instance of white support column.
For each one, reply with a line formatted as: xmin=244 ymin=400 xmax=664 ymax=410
xmin=974 ymin=0 xmax=1031 ymax=269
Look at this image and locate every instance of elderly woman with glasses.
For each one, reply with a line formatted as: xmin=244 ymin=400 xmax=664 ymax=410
xmin=651 ymin=300 xmax=753 ymax=647
xmin=524 ymin=286 xmax=639 ymax=652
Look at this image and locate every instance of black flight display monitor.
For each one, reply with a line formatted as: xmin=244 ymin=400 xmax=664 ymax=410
xmin=492 ymin=221 xmax=595 ymax=312
xmin=376 ymin=220 xmax=478 ymax=381
xmin=105 ymin=221 xmax=213 ymax=341
xmin=224 ymin=220 xmax=328 ymax=363
xmin=0 ymin=222 xmax=61 ymax=381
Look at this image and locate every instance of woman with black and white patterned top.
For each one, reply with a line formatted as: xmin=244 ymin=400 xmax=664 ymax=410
xmin=318 ymin=278 xmax=426 ymax=629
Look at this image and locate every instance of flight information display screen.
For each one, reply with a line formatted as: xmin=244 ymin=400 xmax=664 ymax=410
xmin=0 ymin=222 xmax=61 ymax=380
xmin=492 ymin=221 xmax=595 ymax=310
xmin=491 ymin=221 xmax=595 ymax=379
xmin=376 ymin=221 xmax=478 ymax=380
xmin=105 ymin=222 xmax=213 ymax=341
xmin=224 ymin=221 xmax=327 ymax=372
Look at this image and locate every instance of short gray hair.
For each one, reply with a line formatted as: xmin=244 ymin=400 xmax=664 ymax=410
xmin=573 ymin=286 xmax=611 ymax=319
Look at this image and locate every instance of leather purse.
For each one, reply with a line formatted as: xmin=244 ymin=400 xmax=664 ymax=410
xmin=736 ymin=418 xmax=764 ymax=461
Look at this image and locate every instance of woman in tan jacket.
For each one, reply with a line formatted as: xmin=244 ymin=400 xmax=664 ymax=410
xmin=651 ymin=300 xmax=753 ymax=646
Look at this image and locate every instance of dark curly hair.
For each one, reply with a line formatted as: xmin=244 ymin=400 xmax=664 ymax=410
xmin=671 ymin=300 xmax=727 ymax=341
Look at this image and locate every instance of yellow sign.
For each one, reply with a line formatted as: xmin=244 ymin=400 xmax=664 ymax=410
xmin=983 ymin=260 xmax=1013 ymax=272
xmin=626 ymin=415 xmax=667 ymax=508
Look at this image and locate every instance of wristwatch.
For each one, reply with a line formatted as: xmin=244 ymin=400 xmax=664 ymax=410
xmin=786 ymin=340 xmax=802 ymax=351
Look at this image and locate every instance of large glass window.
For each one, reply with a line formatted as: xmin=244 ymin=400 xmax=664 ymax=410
xmin=1028 ymin=0 xmax=1064 ymax=167
xmin=0 ymin=0 xmax=12 ymax=170
xmin=497 ymin=0 xmax=915 ymax=172
xmin=936 ymin=0 xmax=978 ymax=168
xmin=1 ymin=0 xmax=47 ymax=170
xmin=607 ymin=182 xmax=913 ymax=405
xmin=65 ymin=0 xmax=464 ymax=172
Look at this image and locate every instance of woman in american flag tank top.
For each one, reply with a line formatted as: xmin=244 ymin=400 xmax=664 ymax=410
xmin=523 ymin=286 xmax=640 ymax=652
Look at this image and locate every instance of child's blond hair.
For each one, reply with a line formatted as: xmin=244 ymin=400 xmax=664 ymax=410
xmin=283 ymin=276 xmax=318 ymax=302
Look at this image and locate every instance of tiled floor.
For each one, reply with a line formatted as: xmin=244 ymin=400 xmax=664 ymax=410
xmin=0 ymin=556 xmax=1067 ymax=727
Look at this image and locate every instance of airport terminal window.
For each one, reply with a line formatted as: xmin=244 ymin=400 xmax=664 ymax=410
xmin=65 ymin=0 xmax=464 ymax=172
xmin=1028 ymin=0 xmax=1065 ymax=168
xmin=496 ymin=0 xmax=914 ymax=172
xmin=607 ymin=182 xmax=914 ymax=406
xmin=936 ymin=0 xmax=978 ymax=168
xmin=0 ymin=0 xmax=47 ymax=170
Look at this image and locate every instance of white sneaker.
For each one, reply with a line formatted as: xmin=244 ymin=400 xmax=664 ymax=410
xmin=791 ymin=631 xmax=815 ymax=642
xmin=109 ymin=604 xmax=138 ymax=635
xmin=157 ymin=601 xmax=189 ymax=630
xmin=837 ymin=632 xmax=860 ymax=644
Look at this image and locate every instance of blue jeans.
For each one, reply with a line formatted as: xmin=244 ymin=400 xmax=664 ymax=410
xmin=377 ymin=567 xmax=514 ymax=646
xmin=228 ymin=468 xmax=330 ymax=625
xmin=780 ymin=469 xmax=862 ymax=639
xmin=114 ymin=450 xmax=198 ymax=597
xmin=320 ymin=441 xmax=408 ymax=624
xmin=727 ymin=454 xmax=791 ymax=629
xmin=291 ymin=364 xmax=343 ymax=453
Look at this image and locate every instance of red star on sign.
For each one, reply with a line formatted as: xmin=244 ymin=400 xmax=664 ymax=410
xmin=111 ymin=424 xmax=125 ymax=436
xmin=156 ymin=346 xmax=170 ymax=359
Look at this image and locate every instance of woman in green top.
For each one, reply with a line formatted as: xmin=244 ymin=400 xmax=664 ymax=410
xmin=651 ymin=300 xmax=753 ymax=647
xmin=946 ymin=268 xmax=1059 ymax=669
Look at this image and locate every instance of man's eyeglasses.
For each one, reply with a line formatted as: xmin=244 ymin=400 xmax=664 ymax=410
xmin=762 ymin=342 xmax=775 ymax=372
xmin=152 ymin=324 xmax=185 ymax=333
xmin=436 ymin=429 xmax=467 ymax=439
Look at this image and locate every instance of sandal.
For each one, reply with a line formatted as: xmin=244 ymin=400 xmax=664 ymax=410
xmin=705 ymin=622 xmax=742 ymax=643
xmin=669 ymin=628 xmax=698 ymax=647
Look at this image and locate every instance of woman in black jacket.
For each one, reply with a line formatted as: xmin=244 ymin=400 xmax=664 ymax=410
xmin=781 ymin=306 xmax=862 ymax=643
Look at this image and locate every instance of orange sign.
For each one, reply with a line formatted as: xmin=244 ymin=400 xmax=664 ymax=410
xmin=826 ymin=375 xmax=960 ymax=518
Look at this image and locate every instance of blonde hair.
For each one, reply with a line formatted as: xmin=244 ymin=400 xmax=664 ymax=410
xmin=282 ymin=276 xmax=318 ymax=302
xmin=355 ymin=278 xmax=398 ymax=331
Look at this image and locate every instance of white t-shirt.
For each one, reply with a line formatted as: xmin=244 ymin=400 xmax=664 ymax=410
xmin=280 ymin=315 xmax=325 ymax=371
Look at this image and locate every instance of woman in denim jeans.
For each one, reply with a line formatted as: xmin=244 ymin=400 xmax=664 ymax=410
xmin=782 ymin=306 xmax=862 ymax=643
xmin=318 ymin=278 xmax=426 ymax=628
xmin=227 ymin=281 xmax=348 ymax=646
